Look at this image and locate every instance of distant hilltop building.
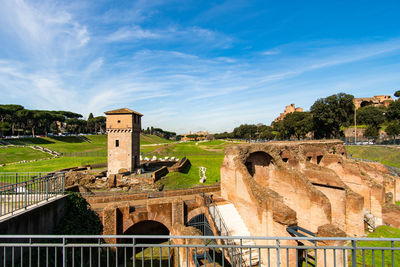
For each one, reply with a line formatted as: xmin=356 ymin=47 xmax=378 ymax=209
xmin=273 ymin=104 xmax=303 ymax=123
xmin=182 ymin=131 xmax=209 ymax=141
xmin=353 ymin=95 xmax=393 ymax=109
xmin=105 ymin=108 xmax=143 ymax=175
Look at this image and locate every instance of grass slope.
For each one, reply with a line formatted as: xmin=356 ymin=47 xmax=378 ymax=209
xmin=140 ymin=134 xmax=173 ymax=145
xmin=0 ymin=156 xmax=106 ymax=172
xmin=6 ymin=135 xmax=107 ymax=153
xmin=0 ymin=147 xmax=50 ymax=164
xmin=346 ymin=145 xmax=400 ymax=168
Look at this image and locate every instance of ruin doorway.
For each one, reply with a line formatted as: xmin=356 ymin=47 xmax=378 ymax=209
xmin=187 ymin=213 xmax=213 ymax=236
xmin=124 ymin=220 xmax=170 ymax=244
xmin=245 ymin=151 xmax=274 ymax=183
xmin=121 ymin=220 xmax=171 ymax=265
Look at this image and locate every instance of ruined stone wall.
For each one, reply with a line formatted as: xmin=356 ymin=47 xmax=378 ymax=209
xmin=353 ymin=95 xmax=393 ymax=109
xmin=221 ymin=140 xmax=400 ymax=241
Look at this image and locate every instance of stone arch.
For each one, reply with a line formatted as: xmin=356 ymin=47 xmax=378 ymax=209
xmin=124 ymin=220 xmax=170 ymax=244
xmin=245 ymin=151 xmax=275 ymax=182
xmin=187 ymin=207 xmax=206 ymax=224
xmin=360 ymin=100 xmax=373 ymax=107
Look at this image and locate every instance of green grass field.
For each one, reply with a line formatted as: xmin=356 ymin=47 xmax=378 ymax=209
xmin=6 ymin=135 xmax=107 ymax=153
xmin=0 ymin=147 xmax=51 ymax=164
xmin=0 ymin=156 xmax=106 ymax=172
xmin=349 ymin=226 xmax=400 ymax=266
xmin=0 ymin=137 xmax=239 ymax=188
xmin=345 ymin=145 xmax=400 ymax=168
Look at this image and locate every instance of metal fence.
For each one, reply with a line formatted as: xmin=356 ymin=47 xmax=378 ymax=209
xmin=0 ymin=235 xmax=399 ymax=267
xmin=204 ymin=194 xmax=244 ymax=266
xmin=0 ymin=172 xmax=65 ymax=217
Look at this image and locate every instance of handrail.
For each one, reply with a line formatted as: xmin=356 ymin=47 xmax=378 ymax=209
xmin=203 ymin=194 xmax=244 ymax=266
xmin=0 ymin=172 xmax=65 ymax=217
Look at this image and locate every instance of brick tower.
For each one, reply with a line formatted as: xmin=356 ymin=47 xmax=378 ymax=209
xmin=105 ymin=108 xmax=142 ymax=175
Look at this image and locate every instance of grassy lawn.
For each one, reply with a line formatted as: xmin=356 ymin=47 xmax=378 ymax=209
xmin=140 ymin=134 xmax=174 ymax=145
xmin=0 ymin=139 xmax=236 ymax=189
xmin=345 ymin=145 xmax=400 ymax=168
xmin=0 ymin=147 xmax=51 ymax=164
xmin=0 ymin=156 xmax=106 ymax=172
xmin=349 ymin=226 xmax=400 ymax=266
xmin=4 ymin=134 xmax=170 ymax=154
xmin=6 ymin=135 xmax=107 ymax=153
xmin=151 ymin=140 xmax=240 ymax=189
xmin=157 ymin=155 xmax=224 ymax=189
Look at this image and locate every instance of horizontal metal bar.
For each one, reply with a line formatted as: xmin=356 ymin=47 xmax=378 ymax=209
xmin=1 ymin=235 xmax=399 ymax=242
xmin=1 ymin=243 xmax=399 ymax=251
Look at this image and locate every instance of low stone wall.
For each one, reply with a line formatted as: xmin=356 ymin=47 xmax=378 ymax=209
xmin=168 ymin=157 xmax=191 ymax=172
xmin=152 ymin=166 xmax=169 ymax=182
xmin=85 ymin=184 xmax=220 ymax=204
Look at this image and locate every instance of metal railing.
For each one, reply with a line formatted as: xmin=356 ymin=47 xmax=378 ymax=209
xmin=203 ymin=195 xmax=244 ymax=266
xmin=0 ymin=235 xmax=399 ymax=267
xmin=0 ymin=172 xmax=65 ymax=217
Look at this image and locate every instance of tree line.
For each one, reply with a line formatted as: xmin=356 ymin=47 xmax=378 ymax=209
xmin=142 ymin=126 xmax=177 ymax=140
xmin=0 ymin=104 xmax=106 ymax=137
xmin=215 ymin=91 xmax=400 ymax=141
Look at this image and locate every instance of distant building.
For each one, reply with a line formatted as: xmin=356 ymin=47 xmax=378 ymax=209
xmin=353 ymin=95 xmax=393 ymax=109
xmin=105 ymin=108 xmax=142 ymax=175
xmin=181 ymin=131 xmax=209 ymax=141
xmin=273 ymin=104 xmax=303 ymax=123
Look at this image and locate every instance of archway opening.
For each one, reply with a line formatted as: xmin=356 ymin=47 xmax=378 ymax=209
xmin=121 ymin=220 xmax=170 ymax=265
xmin=187 ymin=213 xmax=214 ymax=236
xmin=245 ymin=151 xmax=273 ymax=175
xmin=124 ymin=220 xmax=169 ymax=244
xmin=360 ymin=100 xmax=372 ymax=107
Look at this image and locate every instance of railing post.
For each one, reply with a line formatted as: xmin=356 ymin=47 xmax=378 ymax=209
xmin=62 ymin=173 xmax=65 ymax=194
xmin=63 ymin=237 xmax=66 ymax=267
xmin=276 ymin=239 xmax=281 ymax=267
xmin=24 ymin=181 xmax=28 ymax=210
xmin=46 ymin=177 xmax=49 ymax=201
xmin=351 ymin=240 xmax=357 ymax=267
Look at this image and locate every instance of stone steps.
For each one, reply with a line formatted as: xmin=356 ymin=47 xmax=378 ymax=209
xmin=210 ymin=203 xmax=262 ymax=266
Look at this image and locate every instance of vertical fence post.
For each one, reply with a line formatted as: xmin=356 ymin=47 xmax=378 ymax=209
xmin=276 ymin=239 xmax=280 ymax=267
xmin=351 ymin=240 xmax=357 ymax=267
xmin=62 ymin=173 xmax=65 ymax=194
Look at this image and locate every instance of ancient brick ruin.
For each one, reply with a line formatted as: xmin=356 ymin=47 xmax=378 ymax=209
xmin=273 ymin=103 xmax=303 ymax=122
xmin=353 ymin=95 xmax=393 ymax=109
xmin=221 ymin=140 xmax=400 ymax=266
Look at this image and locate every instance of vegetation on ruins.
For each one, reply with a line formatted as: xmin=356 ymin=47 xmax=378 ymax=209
xmin=55 ymin=193 xmax=102 ymax=235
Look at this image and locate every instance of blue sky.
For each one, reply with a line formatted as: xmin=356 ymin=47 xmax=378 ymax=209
xmin=0 ymin=1 xmax=400 ymax=134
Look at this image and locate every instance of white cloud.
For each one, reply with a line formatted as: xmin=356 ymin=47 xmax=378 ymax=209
xmin=262 ymin=50 xmax=280 ymax=55
xmin=106 ymin=26 xmax=160 ymax=42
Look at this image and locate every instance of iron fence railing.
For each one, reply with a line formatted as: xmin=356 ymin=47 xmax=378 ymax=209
xmin=203 ymin=194 xmax=244 ymax=266
xmin=0 ymin=235 xmax=399 ymax=267
xmin=0 ymin=172 xmax=65 ymax=217
xmin=0 ymin=172 xmax=55 ymax=185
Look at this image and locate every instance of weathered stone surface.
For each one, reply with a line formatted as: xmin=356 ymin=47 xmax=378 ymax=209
xmin=221 ymin=140 xmax=400 ymax=242
xmin=382 ymin=203 xmax=400 ymax=228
